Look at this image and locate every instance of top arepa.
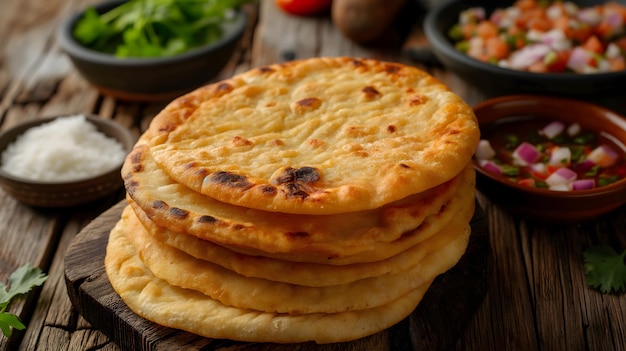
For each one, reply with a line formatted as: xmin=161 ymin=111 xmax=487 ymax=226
xmin=145 ymin=57 xmax=479 ymax=214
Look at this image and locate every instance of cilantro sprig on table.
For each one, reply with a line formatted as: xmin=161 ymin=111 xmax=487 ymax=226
xmin=584 ymin=245 xmax=626 ymax=294
xmin=0 ymin=264 xmax=48 ymax=338
xmin=73 ymin=0 xmax=253 ymax=58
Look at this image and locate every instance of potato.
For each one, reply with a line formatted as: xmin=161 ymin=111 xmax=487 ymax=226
xmin=332 ymin=0 xmax=407 ymax=44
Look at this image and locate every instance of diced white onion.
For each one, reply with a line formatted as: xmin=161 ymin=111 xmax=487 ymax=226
xmin=545 ymin=167 xmax=577 ymax=187
xmin=549 ymin=146 xmax=572 ymax=167
xmin=475 ymin=139 xmax=496 ymax=160
xmin=530 ymin=162 xmax=547 ymax=175
xmin=587 ymin=145 xmax=619 ymax=167
xmin=550 ymin=184 xmax=571 ymax=191
xmin=566 ymin=123 xmax=581 ymax=136
xmin=541 ymin=121 xmax=565 ymax=139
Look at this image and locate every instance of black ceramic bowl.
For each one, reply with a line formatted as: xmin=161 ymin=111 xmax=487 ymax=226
xmin=58 ymin=0 xmax=247 ymax=101
xmin=424 ymin=0 xmax=626 ymax=97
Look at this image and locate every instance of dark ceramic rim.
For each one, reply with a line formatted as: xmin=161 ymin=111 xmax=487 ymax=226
xmin=0 ymin=115 xmax=135 ymax=186
xmin=423 ymin=0 xmax=626 ymax=87
xmin=57 ymin=0 xmax=248 ymax=68
xmin=471 ymin=94 xmax=626 ymax=199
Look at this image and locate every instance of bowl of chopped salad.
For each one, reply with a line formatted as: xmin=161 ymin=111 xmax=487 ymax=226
xmin=58 ymin=0 xmax=250 ymax=101
xmin=472 ymin=94 xmax=626 ymax=222
xmin=424 ymin=0 xmax=626 ymax=97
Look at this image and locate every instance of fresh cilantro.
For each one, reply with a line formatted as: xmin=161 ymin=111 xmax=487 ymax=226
xmin=0 ymin=264 xmax=48 ymax=338
xmin=73 ymin=0 xmax=254 ymax=58
xmin=583 ymin=245 xmax=626 ymax=294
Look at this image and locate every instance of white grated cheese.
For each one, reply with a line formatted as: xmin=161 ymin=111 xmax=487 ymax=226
xmin=1 ymin=115 xmax=126 ymax=182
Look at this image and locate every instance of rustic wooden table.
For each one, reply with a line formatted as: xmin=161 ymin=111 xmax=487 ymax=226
xmin=2 ymin=0 xmax=626 ymax=350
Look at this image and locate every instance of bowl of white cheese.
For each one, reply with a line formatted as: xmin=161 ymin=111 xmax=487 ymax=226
xmin=0 ymin=114 xmax=135 ymax=208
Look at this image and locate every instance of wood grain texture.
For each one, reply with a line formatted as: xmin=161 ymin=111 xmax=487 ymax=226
xmin=64 ymin=201 xmax=489 ymax=351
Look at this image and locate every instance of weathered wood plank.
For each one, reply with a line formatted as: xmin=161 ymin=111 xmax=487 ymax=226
xmin=460 ymin=203 xmax=539 ymax=351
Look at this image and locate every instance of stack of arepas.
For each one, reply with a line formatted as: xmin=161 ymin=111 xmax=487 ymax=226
xmin=105 ymin=57 xmax=480 ymax=344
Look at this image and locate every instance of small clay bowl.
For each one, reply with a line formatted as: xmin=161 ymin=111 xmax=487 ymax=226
xmin=472 ymin=95 xmax=626 ymax=222
xmin=57 ymin=0 xmax=247 ymax=101
xmin=0 ymin=115 xmax=135 ymax=208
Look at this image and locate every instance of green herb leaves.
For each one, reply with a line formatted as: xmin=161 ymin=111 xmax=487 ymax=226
xmin=73 ymin=0 xmax=253 ymax=58
xmin=0 ymin=264 xmax=48 ymax=338
xmin=584 ymin=245 xmax=626 ymax=294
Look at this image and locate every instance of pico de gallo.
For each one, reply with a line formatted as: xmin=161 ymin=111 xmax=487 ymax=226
xmin=448 ymin=0 xmax=626 ymax=73
xmin=475 ymin=116 xmax=626 ymax=191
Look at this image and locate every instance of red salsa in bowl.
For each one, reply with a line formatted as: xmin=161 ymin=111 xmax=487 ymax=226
xmin=475 ymin=116 xmax=626 ymax=191
xmin=471 ymin=94 xmax=626 ymax=222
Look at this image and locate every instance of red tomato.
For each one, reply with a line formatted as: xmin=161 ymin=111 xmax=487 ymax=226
xmin=546 ymin=51 xmax=571 ymax=73
xmin=275 ymin=0 xmax=332 ymax=16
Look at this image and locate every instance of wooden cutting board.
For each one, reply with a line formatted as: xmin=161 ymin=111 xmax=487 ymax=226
xmin=64 ymin=200 xmax=489 ymax=351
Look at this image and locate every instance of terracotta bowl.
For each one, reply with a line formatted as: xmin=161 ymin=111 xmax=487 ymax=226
xmin=472 ymin=95 xmax=626 ymax=222
xmin=0 ymin=115 xmax=135 ymax=208
xmin=57 ymin=0 xmax=247 ymax=101
xmin=424 ymin=0 xmax=626 ymax=97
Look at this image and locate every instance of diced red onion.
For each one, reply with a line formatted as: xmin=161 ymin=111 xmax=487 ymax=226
xmin=605 ymin=11 xmax=623 ymax=29
xmin=513 ymin=142 xmax=541 ymax=166
xmin=475 ymin=139 xmax=496 ymax=160
xmin=508 ymin=44 xmax=551 ymax=70
xmin=549 ymin=146 xmax=572 ymax=166
xmin=572 ymin=159 xmax=596 ymax=173
xmin=541 ymin=29 xmax=571 ymax=51
xmin=479 ymin=159 xmax=502 ymax=176
xmin=572 ymin=179 xmax=595 ymax=190
xmin=587 ymin=144 xmax=619 ymax=167
xmin=567 ymin=123 xmax=581 ymax=136
xmin=541 ymin=121 xmax=565 ymax=139
xmin=567 ymin=47 xmax=593 ymax=73
xmin=545 ymin=167 xmax=577 ymax=187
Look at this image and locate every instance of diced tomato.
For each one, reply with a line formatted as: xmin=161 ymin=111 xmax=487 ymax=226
xmin=530 ymin=169 xmax=548 ymax=180
xmin=528 ymin=17 xmax=552 ymax=32
xmin=547 ymin=164 xmax=562 ymax=174
xmin=552 ymin=16 xmax=571 ymax=33
xmin=476 ymin=21 xmax=499 ymax=39
xmin=462 ymin=23 xmax=477 ymax=40
xmin=587 ymin=56 xmax=599 ymax=68
xmin=609 ymin=56 xmax=626 ymax=71
xmin=546 ymin=51 xmax=571 ymax=72
xmin=518 ymin=178 xmax=536 ymax=187
xmin=582 ymin=36 xmax=605 ymax=55
xmin=528 ymin=61 xmax=548 ymax=73
xmin=595 ymin=20 xmax=616 ymax=40
xmin=568 ymin=23 xmax=594 ymax=44
xmin=486 ymin=37 xmax=510 ymax=60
